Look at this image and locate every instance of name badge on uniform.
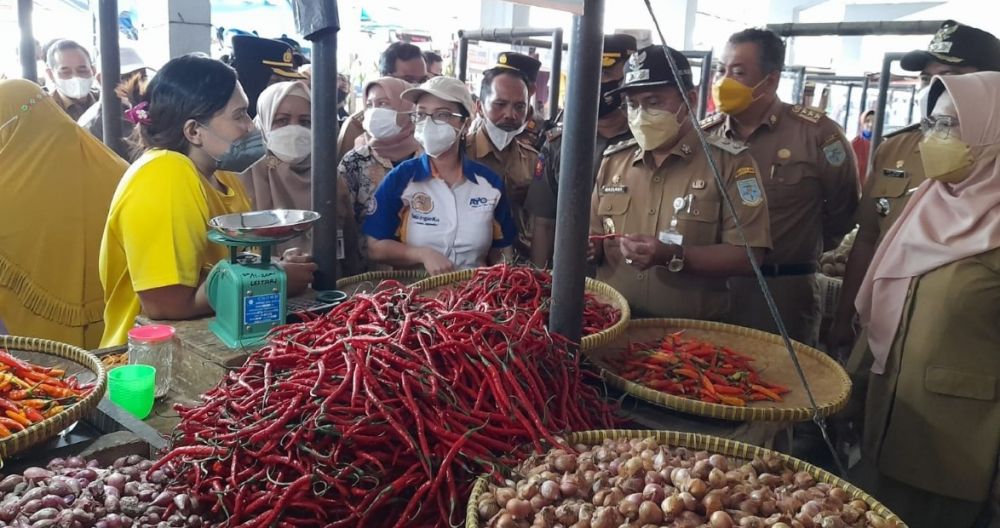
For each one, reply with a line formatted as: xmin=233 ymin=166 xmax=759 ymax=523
xmin=882 ymin=168 xmax=906 ymax=178
xmin=658 ymin=230 xmax=684 ymax=245
xmin=602 ymin=185 xmax=628 ymax=194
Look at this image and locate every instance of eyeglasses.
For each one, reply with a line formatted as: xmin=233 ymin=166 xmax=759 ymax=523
xmin=921 ymin=115 xmax=960 ymax=138
xmin=410 ymin=111 xmax=465 ymax=125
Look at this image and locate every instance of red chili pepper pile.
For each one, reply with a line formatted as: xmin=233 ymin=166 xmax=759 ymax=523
xmin=157 ymin=278 xmax=616 ymax=527
xmin=434 ymin=264 xmax=622 ymax=336
xmin=615 ymin=332 xmax=790 ymax=406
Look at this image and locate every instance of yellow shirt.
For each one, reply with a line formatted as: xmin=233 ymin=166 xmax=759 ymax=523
xmin=99 ymin=149 xmax=250 ymax=346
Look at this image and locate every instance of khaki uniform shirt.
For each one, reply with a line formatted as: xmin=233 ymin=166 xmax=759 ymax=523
xmin=51 ymin=90 xmax=98 ymax=122
xmin=702 ymin=99 xmax=859 ymax=265
xmin=864 ymin=247 xmax=1000 ymax=504
xmin=854 ymin=125 xmax=924 ymax=248
xmin=336 ymin=109 xmax=365 ymax=165
xmin=466 ymin=127 xmax=539 ymax=254
xmin=590 ymin=128 xmax=772 ymax=320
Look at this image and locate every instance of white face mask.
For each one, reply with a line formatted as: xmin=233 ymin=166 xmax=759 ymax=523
xmin=414 ymin=120 xmax=458 ymax=158
xmin=54 ymin=76 xmax=94 ymax=100
xmin=483 ymin=117 xmax=526 ymax=151
xmin=363 ymin=107 xmax=402 ymax=139
xmin=267 ymin=125 xmax=312 ymax=165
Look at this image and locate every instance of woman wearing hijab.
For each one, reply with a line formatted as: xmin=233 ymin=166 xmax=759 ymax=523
xmin=240 ymin=81 xmax=358 ymax=272
xmin=855 ymin=72 xmax=1000 ymax=528
xmin=851 ymin=109 xmax=874 ymax=186
xmin=100 ymin=54 xmax=315 ymax=348
xmin=338 ymin=77 xmax=422 ymax=270
xmin=0 ymin=79 xmax=128 ymax=348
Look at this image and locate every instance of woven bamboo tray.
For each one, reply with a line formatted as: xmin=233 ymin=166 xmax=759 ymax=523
xmin=587 ymin=319 xmax=851 ymax=422
xmin=335 ymin=270 xmax=428 ymax=296
xmin=0 ymin=336 xmax=107 ymax=461
xmin=466 ymin=429 xmax=905 ymax=528
xmin=411 ymin=268 xmax=630 ymax=351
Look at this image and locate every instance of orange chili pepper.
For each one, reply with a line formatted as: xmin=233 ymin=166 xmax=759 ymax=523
xmin=752 ymin=384 xmax=784 ymax=402
xmin=4 ymin=410 xmax=30 ymax=427
xmin=701 ymin=375 xmax=718 ymax=398
xmin=0 ymin=423 xmax=11 ymax=438
xmin=38 ymin=384 xmax=74 ymax=399
xmin=717 ymin=395 xmax=746 ymax=406
xmin=0 ymin=417 xmax=24 ymax=432
xmin=43 ymin=405 xmax=64 ymax=419
xmin=16 ymin=399 xmax=48 ymax=409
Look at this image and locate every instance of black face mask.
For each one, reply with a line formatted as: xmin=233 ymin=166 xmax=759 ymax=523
xmin=598 ymin=80 xmax=623 ymax=118
xmin=337 ymin=89 xmax=349 ymax=107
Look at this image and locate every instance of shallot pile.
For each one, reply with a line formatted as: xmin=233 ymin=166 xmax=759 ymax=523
xmin=477 ymin=437 xmax=901 ymax=528
xmin=0 ymin=454 xmax=200 ymax=528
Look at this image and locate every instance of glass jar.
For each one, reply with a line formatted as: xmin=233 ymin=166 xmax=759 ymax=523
xmin=127 ymin=325 xmax=175 ymax=399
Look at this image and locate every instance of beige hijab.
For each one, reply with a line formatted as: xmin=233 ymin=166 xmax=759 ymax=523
xmin=856 ymin=72 xmax=1000 ymax=374
xmin=356 ymin=77 xmax=420 ymax=161
xmin=240 ymin=81 xmax=312 ymax=213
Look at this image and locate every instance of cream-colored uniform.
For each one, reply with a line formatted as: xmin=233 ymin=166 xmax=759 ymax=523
xmin=703 ymin=100 xmax=859 ymax=345
xmin=466 ymin=126 xmax=539 ymax=256
xmin=590 ymin=128 xmax=772 ymax=319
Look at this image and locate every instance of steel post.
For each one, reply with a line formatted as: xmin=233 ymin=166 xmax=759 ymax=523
xmin=99 ymin=0 xmax=123 ymax=154
xmin=549 ymin=0 xmax=604 ymax=343
xmin=17 ymin=0 xmax=36 ymax=82
xmin=870 ymin=53 xmax=906 ymax=174
xmin=548 ymin=28 xmax=563 ymax=120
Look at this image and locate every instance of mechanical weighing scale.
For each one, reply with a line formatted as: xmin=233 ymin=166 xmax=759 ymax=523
xmin=206 ymin=209 xmax=320 ymax=348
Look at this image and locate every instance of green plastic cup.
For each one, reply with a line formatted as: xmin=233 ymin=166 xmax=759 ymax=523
xmin=108 ymin=365 xmax=156 ymax=419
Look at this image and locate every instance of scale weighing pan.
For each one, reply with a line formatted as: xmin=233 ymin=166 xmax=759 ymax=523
xmin=208 ymin=210 xmax=321 ymax=244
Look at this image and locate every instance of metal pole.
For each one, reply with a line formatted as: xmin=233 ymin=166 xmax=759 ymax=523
xmin=17 ymin=0 xmax=36 ymax=82
xmin=843 ymin=84 xmax=854 ymax=131
xmin=309 ymin=30 xmax=340 ymax=289
xmin=906 ymin=85 xmax=917 ymax=124
xmin=458 ymin=36 xmax=469 ymax=82
xmin=699 ymin=49 xmax=712 ymax=119
xmin=550 ymin=0 xmax=604 ymax=343
xmin=99 ymin=0 xmax=122 ymax=154
xmin=548 ymin=28 xmax=563 ymax=120
xmin=870 ymin=52 xmax=905 ymax=173
xmin=767 ymin=20 xmax=945 ymax=37
xmin=860 ymin=74 xmax=870 ymax=113
xmin=462 ymin=27 xmax=564 ymax=40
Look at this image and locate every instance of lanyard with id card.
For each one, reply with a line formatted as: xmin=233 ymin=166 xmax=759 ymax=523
xmin=659 ymin=195 xmax=691 ymax=246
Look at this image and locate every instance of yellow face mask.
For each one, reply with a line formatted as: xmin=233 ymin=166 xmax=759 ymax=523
xmin=627 ymin=105 xmax=683 ymax=151
xmin=919 ymin=134 xmax=975 ymax=184
xmin=712 ymin=76 xmax=768 ymax=115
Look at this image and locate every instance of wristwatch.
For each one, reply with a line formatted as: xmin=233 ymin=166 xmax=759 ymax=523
xmin=667 ymin=244 xmax=685 ymax=273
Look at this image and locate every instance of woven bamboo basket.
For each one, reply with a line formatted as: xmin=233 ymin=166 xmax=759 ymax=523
xmin=411 ymin=268 xmax=630 ymax=351
xmin=335 ymin=270 xmax=428 ymax=296
xmin=0 ymin=336 xmax=107 ymax=461
xmin=587 ymin=319 xmax=851 ymax=422
xmin=466 ymin=429 xmax=905 ymax=527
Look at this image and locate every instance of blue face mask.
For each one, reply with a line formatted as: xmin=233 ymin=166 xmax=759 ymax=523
xmin=861 ymin=129 xmax=872 ymax=140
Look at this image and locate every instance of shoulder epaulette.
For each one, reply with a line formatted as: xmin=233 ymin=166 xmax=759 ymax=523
xmin=704 ymin=134 xmax=749 ymax=155
xmin=603 ymin=138 xmax=639 ymax=157
xmin=883 ymin=122 xmax=920 ymax=139
xmin=790 ymin=104 xmax=825 ymax=124
xmin=699 ymin=113 xmax=725 ymax=129
xmin=516 ymin=140 xmax=539 ymax=154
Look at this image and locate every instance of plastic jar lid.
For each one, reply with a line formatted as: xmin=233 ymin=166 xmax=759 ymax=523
xmin=127 ymin=325 xmax=176 ymax=344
